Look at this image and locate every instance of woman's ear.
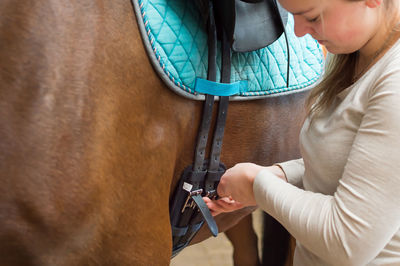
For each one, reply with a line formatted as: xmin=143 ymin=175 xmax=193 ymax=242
xmin=365 ymin=0 xmax=382 ymax=8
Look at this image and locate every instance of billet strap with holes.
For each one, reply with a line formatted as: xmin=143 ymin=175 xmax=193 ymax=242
xmin=169 ymin=0 xmax=289 ymax=257
xmin=169 ymin=1 xmax=229 ymax=257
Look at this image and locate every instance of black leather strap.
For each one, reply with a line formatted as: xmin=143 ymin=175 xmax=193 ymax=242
xmin=176 ymin=24 xmax=232 ymax=250
xmin=191 ymin=193 xmax=218 ymax=236
xmin=192 ymin=0 xmax=217 ymax=172
xmin=171 ymin=0 xmax=242 ymax=256
xmin=205 ymin=30 xmax=230 ymax=195
xmin=169 ymin=0 xmax=291 ymax=258
xmin=193 ymin=94 xmax=214 ymax=172
xmin=172 ymin=1 xmax=219 ymax=249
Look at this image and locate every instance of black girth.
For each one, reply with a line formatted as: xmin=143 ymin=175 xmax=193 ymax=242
xmin=169 ymin=2 xmax=228 ymax=256
xmin=169 ymin=0 xmax=288 ymax=257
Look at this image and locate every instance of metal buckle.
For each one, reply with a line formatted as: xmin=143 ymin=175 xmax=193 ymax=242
xmin=181 ymin=188 xmax=203 ymax=213
xmin=205 ymin=189 xmax=217 ymax=199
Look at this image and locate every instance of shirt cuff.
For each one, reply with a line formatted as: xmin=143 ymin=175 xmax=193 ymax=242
xmin=275 ymin=158 xmax=304 ymax=188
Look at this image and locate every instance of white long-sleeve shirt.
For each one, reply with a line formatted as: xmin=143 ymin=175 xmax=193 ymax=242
xmin=253 ymin=40 xmax=400 ymax=266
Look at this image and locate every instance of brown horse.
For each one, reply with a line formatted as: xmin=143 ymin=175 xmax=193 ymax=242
xmin=0 ymin=0 xmax=310 ymax=265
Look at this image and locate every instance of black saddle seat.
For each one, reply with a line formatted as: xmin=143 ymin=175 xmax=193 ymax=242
xmin=213 ymin=0 xmax=288 ymax=52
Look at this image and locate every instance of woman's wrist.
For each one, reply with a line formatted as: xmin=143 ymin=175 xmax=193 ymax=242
xmin=269 ymin=164 xmax=288 ymax=182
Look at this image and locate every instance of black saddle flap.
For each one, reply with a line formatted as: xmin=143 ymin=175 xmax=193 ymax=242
xmin=214 ymin=0 xmax=288 ymax=52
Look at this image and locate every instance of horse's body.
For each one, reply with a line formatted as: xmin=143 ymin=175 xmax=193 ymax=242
xmin=0 ymin=1 xmax=306 ymax=265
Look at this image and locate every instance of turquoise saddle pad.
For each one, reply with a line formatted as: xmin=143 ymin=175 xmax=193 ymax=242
xmin=133 ymin=0 xmax=324 ymax=100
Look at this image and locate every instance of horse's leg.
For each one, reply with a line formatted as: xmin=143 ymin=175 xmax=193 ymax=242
xmin=225 ymin=214 xmax=260 ymax=266
xmin=261 ymin=214 xmax=291 ymax=266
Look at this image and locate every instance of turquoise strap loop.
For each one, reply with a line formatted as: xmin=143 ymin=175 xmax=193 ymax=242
xmin=194 ymin=78 xmax=248 ymax=96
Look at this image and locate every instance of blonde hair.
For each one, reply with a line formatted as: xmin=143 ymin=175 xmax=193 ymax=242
xmin=306 ymin=0 xmax=399 ymax=117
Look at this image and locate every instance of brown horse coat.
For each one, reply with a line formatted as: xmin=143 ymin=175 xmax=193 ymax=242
xmin=0 ymin=0 xmax=306 ymax=265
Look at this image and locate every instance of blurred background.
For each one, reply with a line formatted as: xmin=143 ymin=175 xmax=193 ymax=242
xmin=170 ymin=210 xmax=264 ymax=266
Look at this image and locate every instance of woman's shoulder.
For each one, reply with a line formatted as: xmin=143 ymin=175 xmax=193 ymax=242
xmin=367 ymin=39 xmax=400 ymax=96
xmin=376 ymin=38 xmax=400 ymax=73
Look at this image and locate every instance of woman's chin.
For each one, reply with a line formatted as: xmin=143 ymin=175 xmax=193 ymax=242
xmin=323 ymin=44 xmax=358 ymax=55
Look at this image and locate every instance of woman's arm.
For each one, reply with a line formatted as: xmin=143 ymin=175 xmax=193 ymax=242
xmin=254 ymin=76 xmax=400 ymax=265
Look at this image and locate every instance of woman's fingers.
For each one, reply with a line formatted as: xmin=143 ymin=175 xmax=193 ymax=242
xmin=203 ymin=197 xmax=221 ymax=216
xmin=203 ymin=197 xmax=219 ymax=214
xmin=203 ymin=196 xmax=244 ymax=216
xmin=216 ymin=176 xmax=228 ymax=197
xmin=217 ymin=163 xmax=264 ymax=206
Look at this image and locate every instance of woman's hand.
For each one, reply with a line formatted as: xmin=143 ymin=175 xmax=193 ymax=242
xmin=204 ymin=163 xmax=287 ymax=215
xmin=217 ymin=163 xmax=264 ymax=206
xmin=203 ymin=196 xmax=243 ymax=216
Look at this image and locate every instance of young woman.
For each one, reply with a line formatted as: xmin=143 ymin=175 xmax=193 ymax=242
xmin=205 ymin=0 xmax=400 ymax=265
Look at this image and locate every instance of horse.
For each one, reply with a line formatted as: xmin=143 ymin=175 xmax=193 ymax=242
xmin=0 ymin=0 xmax=322 ymax=265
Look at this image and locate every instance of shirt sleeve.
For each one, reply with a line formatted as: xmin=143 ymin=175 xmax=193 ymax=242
xmin=253 ymin=71 xmax=400 ymax=265
xmin=276 ymin=158 xmax=304 ymax=188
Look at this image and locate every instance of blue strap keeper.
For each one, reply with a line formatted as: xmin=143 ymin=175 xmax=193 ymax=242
xmin=194 ymin=78 xmax=248 ymax=96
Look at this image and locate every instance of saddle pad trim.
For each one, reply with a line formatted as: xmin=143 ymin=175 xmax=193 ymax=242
xmin=194 ymin=78 xmax=247 ymax=96
xmin=133 ymin=0 xmax=323 ymax=101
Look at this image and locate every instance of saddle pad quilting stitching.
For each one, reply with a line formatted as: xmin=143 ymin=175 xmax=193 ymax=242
xmin=147 ymin=1 xmax=207 ymax=93
xmin=136 ymin=0 xmax=324 ymax=100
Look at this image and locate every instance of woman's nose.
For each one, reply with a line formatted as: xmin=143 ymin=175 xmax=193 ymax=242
xmin=293 ymin=15 xmax=311 ymax=37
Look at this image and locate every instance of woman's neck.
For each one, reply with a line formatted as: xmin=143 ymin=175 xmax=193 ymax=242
xmin=358 ymin=19 xmax=395 ymax=60
xmin=355 ymin=17 xmax=400 ymax=78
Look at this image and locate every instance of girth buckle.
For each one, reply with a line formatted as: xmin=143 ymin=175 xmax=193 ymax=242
xmin=181 ymin=188 xmax=204 ymax=213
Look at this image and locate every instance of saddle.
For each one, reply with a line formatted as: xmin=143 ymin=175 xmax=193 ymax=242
xmin=169 ymin=0 xmax=288 ymax=257
xmin=213 ymin=0 xmax=288 ymax=52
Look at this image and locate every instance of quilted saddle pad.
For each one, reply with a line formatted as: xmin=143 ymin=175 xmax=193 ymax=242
xmin=133 ymin=0 xmax=324 ymax=101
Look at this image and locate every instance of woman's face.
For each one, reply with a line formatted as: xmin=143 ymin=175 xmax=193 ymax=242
xmin=279 ymin=0 xmax=380 ymax=54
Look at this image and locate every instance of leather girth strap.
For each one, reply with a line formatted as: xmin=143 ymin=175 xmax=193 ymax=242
xmin=170 ymin=0 xmax=288 ymax=258
xmin=169 ymin=1 xmax=230 ymax=258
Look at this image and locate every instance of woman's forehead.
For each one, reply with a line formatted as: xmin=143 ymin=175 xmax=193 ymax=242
xmin=279 ymin=0 xmax=325 ymax=13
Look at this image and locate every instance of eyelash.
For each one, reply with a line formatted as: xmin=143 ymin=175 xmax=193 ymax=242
xmin=307 ymin=16 xmax=319 ymax=23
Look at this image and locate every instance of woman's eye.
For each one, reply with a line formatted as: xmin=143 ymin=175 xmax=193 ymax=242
xmin=306 ymin=16 xmax=319 ymax=23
